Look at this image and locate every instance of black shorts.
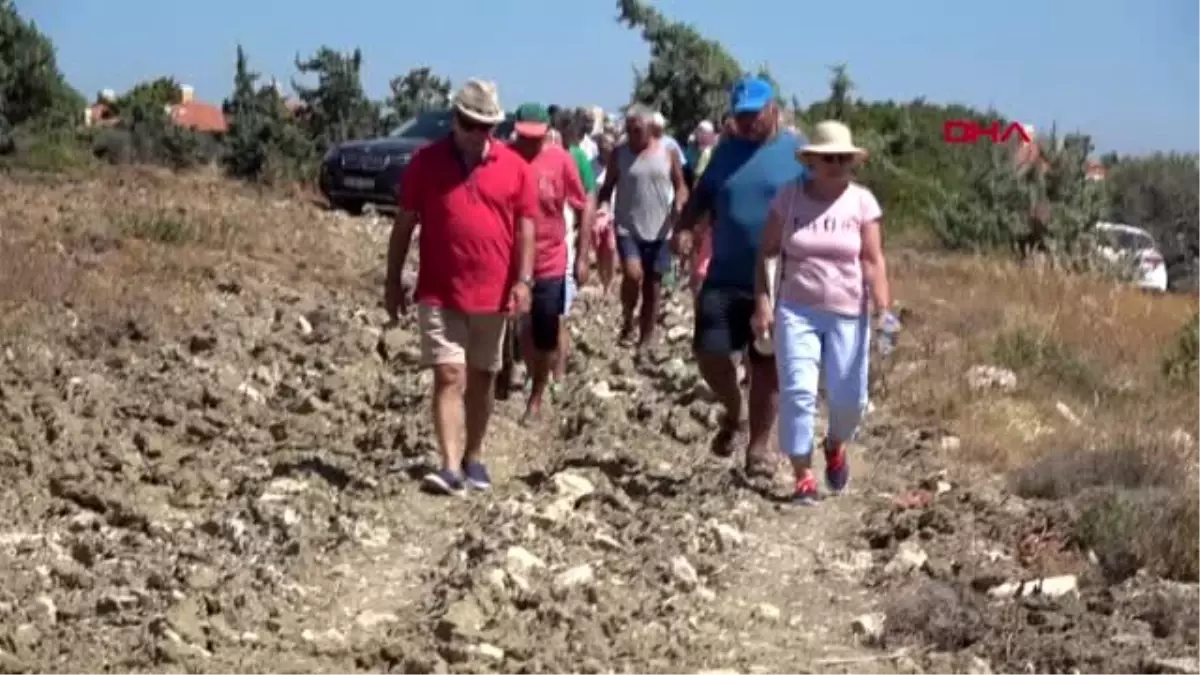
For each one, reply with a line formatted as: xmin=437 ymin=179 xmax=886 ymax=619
xmin=528 ymin=276 xmax=566 ymax=351
xmin=693 ymin=283 xmax=770 ymax=361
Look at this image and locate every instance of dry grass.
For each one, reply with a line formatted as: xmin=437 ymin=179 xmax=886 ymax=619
xmin=885 ymin=249 xmax=1199 ymax=580
xmin=0 ymin=166 xmax=380 ymax=351
xmin=886 ymin=249 xmax=1197 ymax=460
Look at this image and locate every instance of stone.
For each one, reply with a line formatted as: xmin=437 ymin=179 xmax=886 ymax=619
xmin=670 ymin=556 xmax=700 ymax=590
xmin=1149 ymin=657 xmax=1200 ymax=675
xmin=752 ymin=603 xmax=781 ymax=622
xmin=965 ymin=655 xmax=994 ymax=675
xmin=986 ymin=574 xmax=1078 ymax=600
xmin=884 ymin=540 xmax=929 ymax=576
xmin=851 ymin=612 xmax=886 ymax=644
xmin=940 ymin=435 xmax=962 ymax=452
xmin=552 ymin=471 xmax=595 ymax=503
xmin=475 ymin=643 xmax=505 ymax=662
xmin=553 ymin=564 xmax=595 ymax=592
xmin=355 ymin=610 xmax=399 ymax=630
xmin=437 ymin=598 xmax=486 ymax=640
xmin=965 ymin=364 xmax=1017 ymax=392
xmin=1055 ymin=401 xmax=1082 ymax=426
xmin=713 ymin=522 xmax=744 ymax=550
xmin=505 ymin=547 xmax=546 ymax=577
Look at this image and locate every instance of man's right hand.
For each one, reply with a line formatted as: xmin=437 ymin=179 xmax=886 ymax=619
xmin=671 ymin=229 xmax=693 ymax=257
xmin=750 ymin=296 xmax=774 ymax=338
xmin=384 ymin=281 xmax=408 ymax=324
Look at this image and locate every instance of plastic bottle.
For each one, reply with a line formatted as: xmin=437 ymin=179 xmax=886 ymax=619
xmin=877 ymin=310 xmax=901 ymax=357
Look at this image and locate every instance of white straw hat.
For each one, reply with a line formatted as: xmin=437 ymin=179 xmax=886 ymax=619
xmin=799 ymin=120 xmax=867 ymax=158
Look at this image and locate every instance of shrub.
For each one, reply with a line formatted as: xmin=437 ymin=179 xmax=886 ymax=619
xmin=1162 ymin=313 xmax=1198 ymax=386
xmin=0 ymin=127 xmax=95 ymax=172
xmin=992 ymin=325 xmax=1101 ymax=396
xmin=1010 ymin=434 xmax=1180 ymax=500
xmin=1106 ymin=153 xmax=1199 ymax=265
xmin=1075 ymin=486 xmax=1198 ymax=582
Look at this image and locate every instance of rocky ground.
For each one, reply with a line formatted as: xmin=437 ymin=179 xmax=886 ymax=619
xmin=0 ymin=170 xmax=1196 ymax=674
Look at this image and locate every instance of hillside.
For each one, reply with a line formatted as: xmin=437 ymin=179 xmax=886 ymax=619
xmin=0 ymin=168 xmax=1195 ymax=674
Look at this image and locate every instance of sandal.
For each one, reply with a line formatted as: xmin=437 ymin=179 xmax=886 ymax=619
xmin=744 ymin=454 xmax=777 ymax=480
xmin=710 ymin=414 xmax=744 ymax=458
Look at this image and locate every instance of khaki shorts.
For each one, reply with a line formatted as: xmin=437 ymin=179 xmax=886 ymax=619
xmin=418 ymin=304 xmax=508 ymax=372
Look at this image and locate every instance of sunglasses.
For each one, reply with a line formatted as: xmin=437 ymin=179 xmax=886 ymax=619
xmin=817 ymin=154 xmax=855 ymax=165
xmin=455 ymin=112 xmax=496 ymax=134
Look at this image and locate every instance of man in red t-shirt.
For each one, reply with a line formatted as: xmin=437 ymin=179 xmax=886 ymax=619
xmin=509 ymin=102 xmax=592 ymax=422
xmin=384 ymin=79 xmax=537 ymax=496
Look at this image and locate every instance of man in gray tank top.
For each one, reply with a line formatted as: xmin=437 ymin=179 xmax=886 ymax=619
xmin=596 ymin=104 xmax=688 ymax=347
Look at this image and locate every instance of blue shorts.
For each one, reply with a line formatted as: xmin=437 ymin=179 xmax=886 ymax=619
xmin=616 ymin=234 xmax=671 ymax=277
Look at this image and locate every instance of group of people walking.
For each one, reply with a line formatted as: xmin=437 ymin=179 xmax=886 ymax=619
xmin=383 ymin=75 xmax=898 ymax=505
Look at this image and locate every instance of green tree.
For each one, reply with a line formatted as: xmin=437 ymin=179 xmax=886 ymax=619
xmin=383 ymin=66 xmax=451 ymax=132
xmin=222 ymin=45 xmax=314 ymax=182
xmin=0 ymin=0 xmax=84 ymax=131
xmin=111 ymin=77 xmax=182 ymax=116
xmin=292 ymin=46 xmax=377 ymax=151
xmin=926 ymin=128 xmax=1105 ymax=255
xmin=1105 ymin=153 xmax=1199 ymax=267
xmin=824 ymin=64 xmax=854 ymax=121
xmin=617 ymin=0 xmax=742 ymax=136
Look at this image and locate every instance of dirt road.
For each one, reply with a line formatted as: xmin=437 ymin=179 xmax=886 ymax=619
xmin=0 ymin=172 xmax=1194 ymax=674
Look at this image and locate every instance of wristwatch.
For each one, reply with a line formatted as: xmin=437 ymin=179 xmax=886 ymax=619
xmin=518 ymin=276 xmax=534 ymax=288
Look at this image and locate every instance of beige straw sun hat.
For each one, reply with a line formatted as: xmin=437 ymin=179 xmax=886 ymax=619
xmin=452 ymin=78 xmax=505 ymax=125
xmin=798 ymin=120 xmax=868 ymax=161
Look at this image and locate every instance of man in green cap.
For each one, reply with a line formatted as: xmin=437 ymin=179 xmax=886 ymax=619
xmin=508 ymin=102 xmax=594 ymax=422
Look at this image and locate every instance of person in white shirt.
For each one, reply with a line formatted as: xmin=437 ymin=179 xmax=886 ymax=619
xmin=575 ymin=108 xmax=599 ymax=161
xmin=650 ymin=112 xmax=687 ymax=167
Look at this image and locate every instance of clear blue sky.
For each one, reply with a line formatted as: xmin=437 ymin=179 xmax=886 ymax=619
xmin=17 ymin=0 xmax=1199 ymax=155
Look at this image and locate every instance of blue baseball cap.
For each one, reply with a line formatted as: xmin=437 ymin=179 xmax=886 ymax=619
xmin=731 ymin=77 xmax=774 ymax=114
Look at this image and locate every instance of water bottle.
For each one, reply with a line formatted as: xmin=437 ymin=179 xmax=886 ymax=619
xmin=663 ymin=258 xmax=678 ymax=292
xmin=877 ymin=310 xmax=901 ymax=357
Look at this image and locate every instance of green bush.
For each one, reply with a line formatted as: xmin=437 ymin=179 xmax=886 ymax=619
xmin=0 ymin=127 xmax=95 ymax=172
xmin=1162 ymin=313 xmax=1199 ymax=386
xmin=1106 ymin=154 xmax=1199 ymax=291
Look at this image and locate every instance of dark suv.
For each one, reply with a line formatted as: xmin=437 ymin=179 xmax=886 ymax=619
xmin=319 ymin=110 xmax=516 ymax=213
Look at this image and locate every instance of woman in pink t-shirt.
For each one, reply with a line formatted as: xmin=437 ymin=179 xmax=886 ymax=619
xmin=751 ymin=121 xmax=897 ymax=506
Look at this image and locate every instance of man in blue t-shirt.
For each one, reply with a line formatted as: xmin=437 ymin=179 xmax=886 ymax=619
xmin=672 ymin=76 xmax=808 ymax=478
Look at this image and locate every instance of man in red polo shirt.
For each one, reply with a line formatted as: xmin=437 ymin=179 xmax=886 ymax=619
xmin=384 ymin=79 xmax=537 ymax=496
xmin=509 ymin=102 xmax=593 ymax=423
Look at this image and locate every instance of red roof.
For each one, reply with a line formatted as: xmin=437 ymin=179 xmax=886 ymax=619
xmin=168 ymin=100 xmax=228 ymax=133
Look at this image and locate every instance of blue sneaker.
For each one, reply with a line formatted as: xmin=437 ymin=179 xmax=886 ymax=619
xmin=824 ymin=441 xmax=850 ymax=495
xmin=422 ymin=468 xmax=465 ymax=495
xmin=793 ymin=472 xmax=820 ymax=506
xmin=463 ymin=461 xmax=492 ymax=491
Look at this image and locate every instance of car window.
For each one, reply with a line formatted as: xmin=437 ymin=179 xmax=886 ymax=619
xmin=389 ymin=111 xmax=516 ymax=140
xmin=390 ymin=112 xmax=453 ymax=139
xmin=1098 ymin=228 xmax=1154 ymax=252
